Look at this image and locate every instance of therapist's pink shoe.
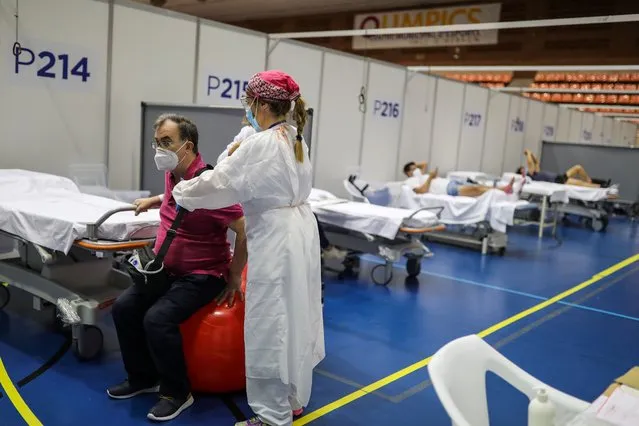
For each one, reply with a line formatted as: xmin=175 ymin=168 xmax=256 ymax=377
xmin=293 ymin=408 xmax=304 ymax=417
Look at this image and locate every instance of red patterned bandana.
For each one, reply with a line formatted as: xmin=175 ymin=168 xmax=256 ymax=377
xmin=247 ymin=70 xmax=300 ymax=101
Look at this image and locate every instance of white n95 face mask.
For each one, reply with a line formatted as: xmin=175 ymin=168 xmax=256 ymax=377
xmin=154 ymin=142 xmax=186 ymax=171
xmin=412 ymin=169 xmax=423 ymax=177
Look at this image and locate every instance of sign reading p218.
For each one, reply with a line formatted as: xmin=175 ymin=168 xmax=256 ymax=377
xmin=14 ymin=47 xmax=90 ymax=82
xmin=373 ymin=101 xmax=400 ymax=118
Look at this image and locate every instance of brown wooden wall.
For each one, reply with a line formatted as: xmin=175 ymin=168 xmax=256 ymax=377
xmin=229 ymin=0 xmax=639 ymax=67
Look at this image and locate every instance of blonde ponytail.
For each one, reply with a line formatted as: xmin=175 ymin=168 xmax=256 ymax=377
xmin=292 ymin=97 xmax=307 ymax=163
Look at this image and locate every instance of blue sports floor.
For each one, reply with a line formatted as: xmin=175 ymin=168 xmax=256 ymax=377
xmin=1 ymin=217 xmax=638 ymax=425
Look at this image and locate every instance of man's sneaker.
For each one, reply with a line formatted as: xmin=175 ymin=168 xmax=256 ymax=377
xmin=107 ymin=380 xmax=159 ymax=399
xmin=147 ymin=394 xmax=194 ymax=422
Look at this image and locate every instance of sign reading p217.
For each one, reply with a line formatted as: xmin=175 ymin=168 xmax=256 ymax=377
xmin=373 ymin=101 xmax=400 ymax=118
xmin=14 ymin=47 xmax=90 ymax=82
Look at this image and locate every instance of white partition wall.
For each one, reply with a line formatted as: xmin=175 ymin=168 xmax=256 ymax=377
xmin=108 ymin=3 xmax=197 ymax=190
xmin=313 ymin=52 xmax=367 ymax=196
xmin=612 ymin=120 xmax=623 ymax=145
xmin=580 ymin=112 xmax=594 ymax=144
xmin=197 ymin=22 xmax=267 ymax=106
xmin=267 ymin=40 xmax=323 ymax=168
xmin=502 ymin=96 xmax=528 ymax=173
xmin=621 ymin=122 xmax=637 ymax=146
xmin=0 ymin=0 xmax=109 ymax=177
xmin=481 ymin=93 xmax=510 ymax=175
xmin=430 ymin=79 xmax=465 ymax=173
xmin=568 ymin=110 xmax=582 ymax=142
xmin=541 ymin=104 xmax=559 ymax=144
xmin=592 ymin=114 xmax=604 ymax=144
xmin=397 ymin=73 xmax=437 ymax=179
xmin=523 ymin=100 xmax=544 ymax=155
xmin=603 ymin=117 xmax=614 ymax=144
xmin=556 ymin=107 xmax=571 ymax=141
xmin=359 ymin=63 xmax=406 ymax=182
xmin=456 ymin=84 xmax=489 ymax=171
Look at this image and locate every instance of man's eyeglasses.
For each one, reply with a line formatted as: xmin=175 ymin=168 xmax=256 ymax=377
xmin=151 ymin=139 xmax=172 ymax=149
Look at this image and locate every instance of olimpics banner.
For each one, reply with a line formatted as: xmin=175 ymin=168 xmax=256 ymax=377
xmin=352 ymin=3 xmax=502 ymax=50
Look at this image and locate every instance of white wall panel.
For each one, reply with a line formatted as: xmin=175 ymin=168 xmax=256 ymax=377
xmin=523 ymin=100 xmax=544 ymax=155
xmin=360 ymin=63 xmax=406 ymax=182
xmin=621 ymin=122 xmax=637 ymax=146
xmin=0 ymin=0 xmax=108 ymax=177
xmin=314 ymin=52 xmax=366 ymax=196
xmin=580 ymin=112 xmax=594 ymax=144
xmin=197 ymin=22 xmax=266 ymax=106
xmin=481 ymin=93 xmax=510 ymax=175
xmin=556 ymin=107 xmax=571 ymax=141
xmin=568 ymin=110 xmax=582 ymax=142
xmin=457 ymin=84 xmax=489 ymax=171
xmin=502 ymin=96 xmax=528 ymax=173
xmin=430 ymin=79 xmax=465 ymax=173
xmin=592 ymin=114 xmax=604 ymax=144
xmin=541 ymin=104 xmax=559 ymax=144
xmin=397 ymin=73 xmax=437 ymax=179
xmin=612 ymin=120 xmax=623 ymax=145
xmin=108 ymin=4 xmax=197 ymax=189
xmin=602 ymin=117 xmax=614 ymax=144
xmin=267 ymin=41 xmax=323 ymax=173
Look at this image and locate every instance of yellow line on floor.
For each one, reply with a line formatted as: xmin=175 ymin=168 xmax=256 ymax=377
xmin=0 ymin=358 xmax=43 ymax=426
xmin=294 ymin=253 xmax=639 ymax=425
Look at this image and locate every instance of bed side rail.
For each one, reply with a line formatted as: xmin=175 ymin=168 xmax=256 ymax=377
xmin=86 ymin=206 xmax=137 ymax=241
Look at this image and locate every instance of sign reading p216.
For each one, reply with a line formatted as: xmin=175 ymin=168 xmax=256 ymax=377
xmin=14 ymin=47 xmax=90 ymax=82
xmin=373 ymin=101 xmax=400 ymax=118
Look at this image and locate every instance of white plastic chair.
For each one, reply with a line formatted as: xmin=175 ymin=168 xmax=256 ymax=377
xmin=428 ymin=335 xmax=590 ymax=426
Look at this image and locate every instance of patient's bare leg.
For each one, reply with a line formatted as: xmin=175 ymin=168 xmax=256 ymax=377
xmin=458 ymin=178 xmax=515 ymax=197
xmin=565 ymin=177 xmax=600 ymax=188
xmin=565 ymin=164 xmax=592 ymax=183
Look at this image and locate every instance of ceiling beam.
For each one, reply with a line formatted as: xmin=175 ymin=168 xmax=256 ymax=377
xmin=269 ymin=14 xmax=639 ymax=39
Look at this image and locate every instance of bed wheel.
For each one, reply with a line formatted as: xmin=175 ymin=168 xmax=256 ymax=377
xmin=630 ymin=202 xmax=639 ymax=219
xmin=72 ymin=325 xmax=104 ymax=361
xmin=498 ymin=247 xmax=506 ymax=256
xmin=371 ymin=264 xmax=393 ymax=286
xmin=0 ymin=284 xmax=9 ymax=309
xmin=591 ymin=217 xmax=608 ymax=232
xmin=406 ymin=258 xmax=421 ymax=277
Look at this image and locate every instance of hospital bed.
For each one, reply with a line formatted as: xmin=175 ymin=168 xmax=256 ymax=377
xmin=500 ymin=172 xmax=618 ymax=232
xmin=0 ymin=170 xmax=159 ymax=360
xmin=309 ymin=188 xmax=445 ymax=285
xmin=344 ymin=176 xmax=531 ymax=255
xmin=447 ymin=171 xmax=566 ymax=239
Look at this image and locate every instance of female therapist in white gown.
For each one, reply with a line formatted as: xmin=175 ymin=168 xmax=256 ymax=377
xmin=172 ymin=70 xmax=325 ymax=426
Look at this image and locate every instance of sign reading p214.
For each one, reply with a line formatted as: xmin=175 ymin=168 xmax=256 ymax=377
xmin=14 ymin=47 xmax=90 ymax=82
xmin=373 ymin=101 xmax=400 ymax=118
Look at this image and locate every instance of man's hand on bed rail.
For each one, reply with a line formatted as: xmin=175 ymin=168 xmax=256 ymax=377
xmin=133 ymin=196 xmax=162 ymax=216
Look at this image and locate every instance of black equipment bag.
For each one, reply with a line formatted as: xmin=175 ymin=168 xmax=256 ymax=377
xmin=120 ymin=164 xmax=214 ymax=288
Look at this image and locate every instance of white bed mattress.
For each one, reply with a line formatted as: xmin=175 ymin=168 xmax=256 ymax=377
xmin=396 ymin=185 xmax=529 ymax=233
xmin=309 ymin=188 xmax=439 ymax=240
xmin=501 ymin=172 xmax=611 ymax=202
xmin=0 ymin=170 xmax=160 ymax=253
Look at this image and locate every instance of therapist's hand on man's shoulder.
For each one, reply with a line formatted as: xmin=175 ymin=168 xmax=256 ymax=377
xmin=133 ymin=196 xmax=162 ymax=216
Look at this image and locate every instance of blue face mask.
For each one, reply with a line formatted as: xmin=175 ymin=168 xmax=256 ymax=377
xmin=245 ymin=105 xmax=262 ymax=132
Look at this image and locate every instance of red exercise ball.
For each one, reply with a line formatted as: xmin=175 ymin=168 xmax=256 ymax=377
xmin=180 ymin=266 xmax=247 ymax=393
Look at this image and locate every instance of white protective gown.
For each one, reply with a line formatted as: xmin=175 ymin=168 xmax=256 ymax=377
xmin=216 ymin=125 xmax=256 ymax=165
xmin=172 ymin=124 xmax=325 ymax=408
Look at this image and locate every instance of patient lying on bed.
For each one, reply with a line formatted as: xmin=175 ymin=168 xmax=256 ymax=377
xmin=516 ymin=149 xmax=611 ymax=189
xmin=410 ymin=168 xmax=515 ymax=197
